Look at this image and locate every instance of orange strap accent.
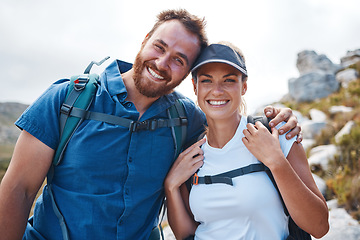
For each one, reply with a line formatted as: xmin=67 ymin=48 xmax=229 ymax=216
xmin=192 ymin=173 xmax=199 ymax=185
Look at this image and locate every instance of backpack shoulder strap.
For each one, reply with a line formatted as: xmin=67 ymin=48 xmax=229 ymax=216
xmin=53 ymin=57 xmax=110 ymax=166
xmin=264 ymin=164 xmax=311 ymax=239
xmin=53 ymin=73 xmax=99 ymax=166
xmin=156 ymin=99 xmax=188 ymax=240
xmin=192 ymin=163 xmax=267 ymax=186
xmin=167 ymin=99 xmax=188 ymax=160
xmin=247 ymin=115 xmax=272 ymax=132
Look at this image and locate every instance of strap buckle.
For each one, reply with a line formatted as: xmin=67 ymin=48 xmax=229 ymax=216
xmin=180 ymin=117 xmax=188 ymax=126
xmin=192 ymin=173 xmax=199 ymax=185
xmin=129 ymin=119 xmax=160 ymax=132
xmin=129 ymin=121 xmax=138 ymax=132
xmin=74 ymin=75 xmax=89 ymax=91
xmin=60 ymin=104 xmax=72 ymax=116
xmin=149 ymin=119 xmax=158 ymax=131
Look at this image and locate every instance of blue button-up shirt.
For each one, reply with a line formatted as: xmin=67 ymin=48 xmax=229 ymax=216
xmin=16 ymin=60 xmax=206 ymax=240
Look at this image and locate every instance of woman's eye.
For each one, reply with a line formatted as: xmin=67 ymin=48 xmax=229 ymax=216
xmin=200 ymin=79 xmax=211 ymax=83
xmin=225 ymin=79 xmax=236 ymax=83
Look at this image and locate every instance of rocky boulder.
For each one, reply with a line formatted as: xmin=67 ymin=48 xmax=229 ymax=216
xmin=296 ymin=50 xmax=341 ymax=75
xmin=335 ymin=121 xmax=356 ymax=144
xmin=336 ymin=68 xmax=359 ymax=88
xmin=288 ymin=50 xmax=341 ymax=103
xmin=288 ymin=72 xmax=339 ymax=103
xmin=329 ymin=105 xmax=353 ymax=114
xmin=308 ymin=144 xmax=338 ymax=171
xmin=318 ymin=200 xmax=360 ymax=240
xmin=340 ymin=49 xmax=360 ymax=68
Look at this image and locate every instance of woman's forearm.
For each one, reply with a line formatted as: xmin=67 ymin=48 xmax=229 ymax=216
xmin=270 ymin=144 xmax=329 ymax=238
xmin=165 ymin=184 xmax=197 ymax=240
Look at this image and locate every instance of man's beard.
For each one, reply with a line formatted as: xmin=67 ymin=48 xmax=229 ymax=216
xmin=133 ymin=52 xmax=183 ymax=98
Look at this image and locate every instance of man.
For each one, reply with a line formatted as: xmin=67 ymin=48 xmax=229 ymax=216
xmin=0 ymin=9 xmax=301 ymax=240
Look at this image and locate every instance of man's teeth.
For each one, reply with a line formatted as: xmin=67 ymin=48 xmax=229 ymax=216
xmin=148 ymin=67 xmax=164 ymax=80
xmin=208 ymin=100 xmax=227 ymax=106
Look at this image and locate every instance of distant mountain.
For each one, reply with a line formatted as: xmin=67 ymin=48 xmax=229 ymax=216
xmin=0 ymin=102 xmax=28 ymax=145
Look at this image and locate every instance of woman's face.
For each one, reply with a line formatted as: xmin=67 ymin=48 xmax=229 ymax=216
xmin=193 ymin=62 xmax=247 ymax=121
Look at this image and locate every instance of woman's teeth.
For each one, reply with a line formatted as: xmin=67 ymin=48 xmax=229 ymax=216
xmin=208 ymin=100 xmax=227 ymax=106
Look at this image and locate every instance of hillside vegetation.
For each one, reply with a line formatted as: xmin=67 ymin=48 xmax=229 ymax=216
xmin=0 ymin=102 xmax=28 ymax=179
xmin=283 ymin=66 xmax=360 ymax=221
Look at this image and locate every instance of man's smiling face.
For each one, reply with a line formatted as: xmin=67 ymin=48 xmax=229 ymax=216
xmin=133 ymin=20 xmax=200 ymax=98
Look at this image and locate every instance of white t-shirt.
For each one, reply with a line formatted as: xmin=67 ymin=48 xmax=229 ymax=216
xmin=189 ymin=116 xmax=296 ymax=240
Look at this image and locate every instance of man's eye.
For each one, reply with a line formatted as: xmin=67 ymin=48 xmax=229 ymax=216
xmin=174 ymin=57 xmax=184 ymax=66
xmin=155 ymin=45 xmax=164 ymax=52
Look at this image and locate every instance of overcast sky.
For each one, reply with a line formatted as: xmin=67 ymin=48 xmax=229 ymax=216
xmin=1 ymin=0 xmax=359 ymax=113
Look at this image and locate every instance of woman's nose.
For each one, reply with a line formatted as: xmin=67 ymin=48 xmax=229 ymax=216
xmin=211 ymin=83 xmax=224 ymax=95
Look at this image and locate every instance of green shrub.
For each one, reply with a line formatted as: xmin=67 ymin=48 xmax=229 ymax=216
xmin=337 ymin=122 xmax=360 ymax=172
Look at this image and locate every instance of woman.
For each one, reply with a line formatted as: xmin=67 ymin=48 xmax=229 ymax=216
xmin=164 ymin=42 xmax=329 ymax=240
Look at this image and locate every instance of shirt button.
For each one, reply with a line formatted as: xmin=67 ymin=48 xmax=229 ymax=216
xmin=129 ymin=157 xmax=133 ymax=163
xmin=119 ymin=92 xmax=127 ymax=100
xmin=125 ymin=102 xmax=132 ymax=108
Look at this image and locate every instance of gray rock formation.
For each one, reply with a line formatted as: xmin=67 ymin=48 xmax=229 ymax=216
xmin=336 ymin=68 xmax=358 ymax=88
xmin=296 ymin=50 xmax=341 ymax=75
xmin=318 ymin=200 xmax=360 ymax=240
xmin=340 ymin=49 xmax=360 ymax=68
xmin=335 ymin=121 xmax=356 ymax=144
xmin=288 ymin=71 xmax=339 ymax=103
xmin=308 ymin=144 xmax=338 ymax=171
xmin=288 ymin=50 xmax=341 ymax=103
xmin=329 ymin=105 xmax=353 ymax=114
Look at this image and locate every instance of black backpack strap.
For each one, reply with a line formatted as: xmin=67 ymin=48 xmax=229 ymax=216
xmin=167 ymin=99 xmax=188 ymax=159
xmin=247 ymin=115 xmax=272 ymax=132
xmin=263 ymin=169 xmax=289 ymax=216
xmin=192 ymin=163 xmax=267 ymax=186
xmin=61 ymin=105 xmax=187 ymax=133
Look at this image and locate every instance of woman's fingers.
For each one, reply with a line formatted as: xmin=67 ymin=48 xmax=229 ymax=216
xmin=181 ymin=138 xmax=206 ymax=156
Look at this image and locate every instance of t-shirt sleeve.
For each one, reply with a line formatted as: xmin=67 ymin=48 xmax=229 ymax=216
xmin=15 ymin=79 xmax=70 ymax=150
xmin=276 ymin=121 xmax=297 ymax=158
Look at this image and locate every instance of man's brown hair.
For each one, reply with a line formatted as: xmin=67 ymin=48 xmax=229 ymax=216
xmin=147 ymin=9 xmax=208 ymax=57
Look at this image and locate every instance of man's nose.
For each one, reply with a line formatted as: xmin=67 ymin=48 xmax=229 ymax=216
xmin=156 ymin=54 xmax=170 ymax=71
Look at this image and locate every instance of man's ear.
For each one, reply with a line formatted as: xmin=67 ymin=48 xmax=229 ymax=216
xmin=192 ymin=78 xmax=197 ymax=95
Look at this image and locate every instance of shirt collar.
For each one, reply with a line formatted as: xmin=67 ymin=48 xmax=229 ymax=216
xmin=105 ymin=59 xmax=133 ymax=97
xmin=103 ymin=59 xmax=185 ymax=119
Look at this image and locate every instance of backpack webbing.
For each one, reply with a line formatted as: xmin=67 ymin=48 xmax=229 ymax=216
xmin=167 ymin=99 xmax=187 ymax=159
xmin=53 ymin=77 xmax=188 ymax=166
xmin=53 ymin=74 xmax=99 ymax=166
